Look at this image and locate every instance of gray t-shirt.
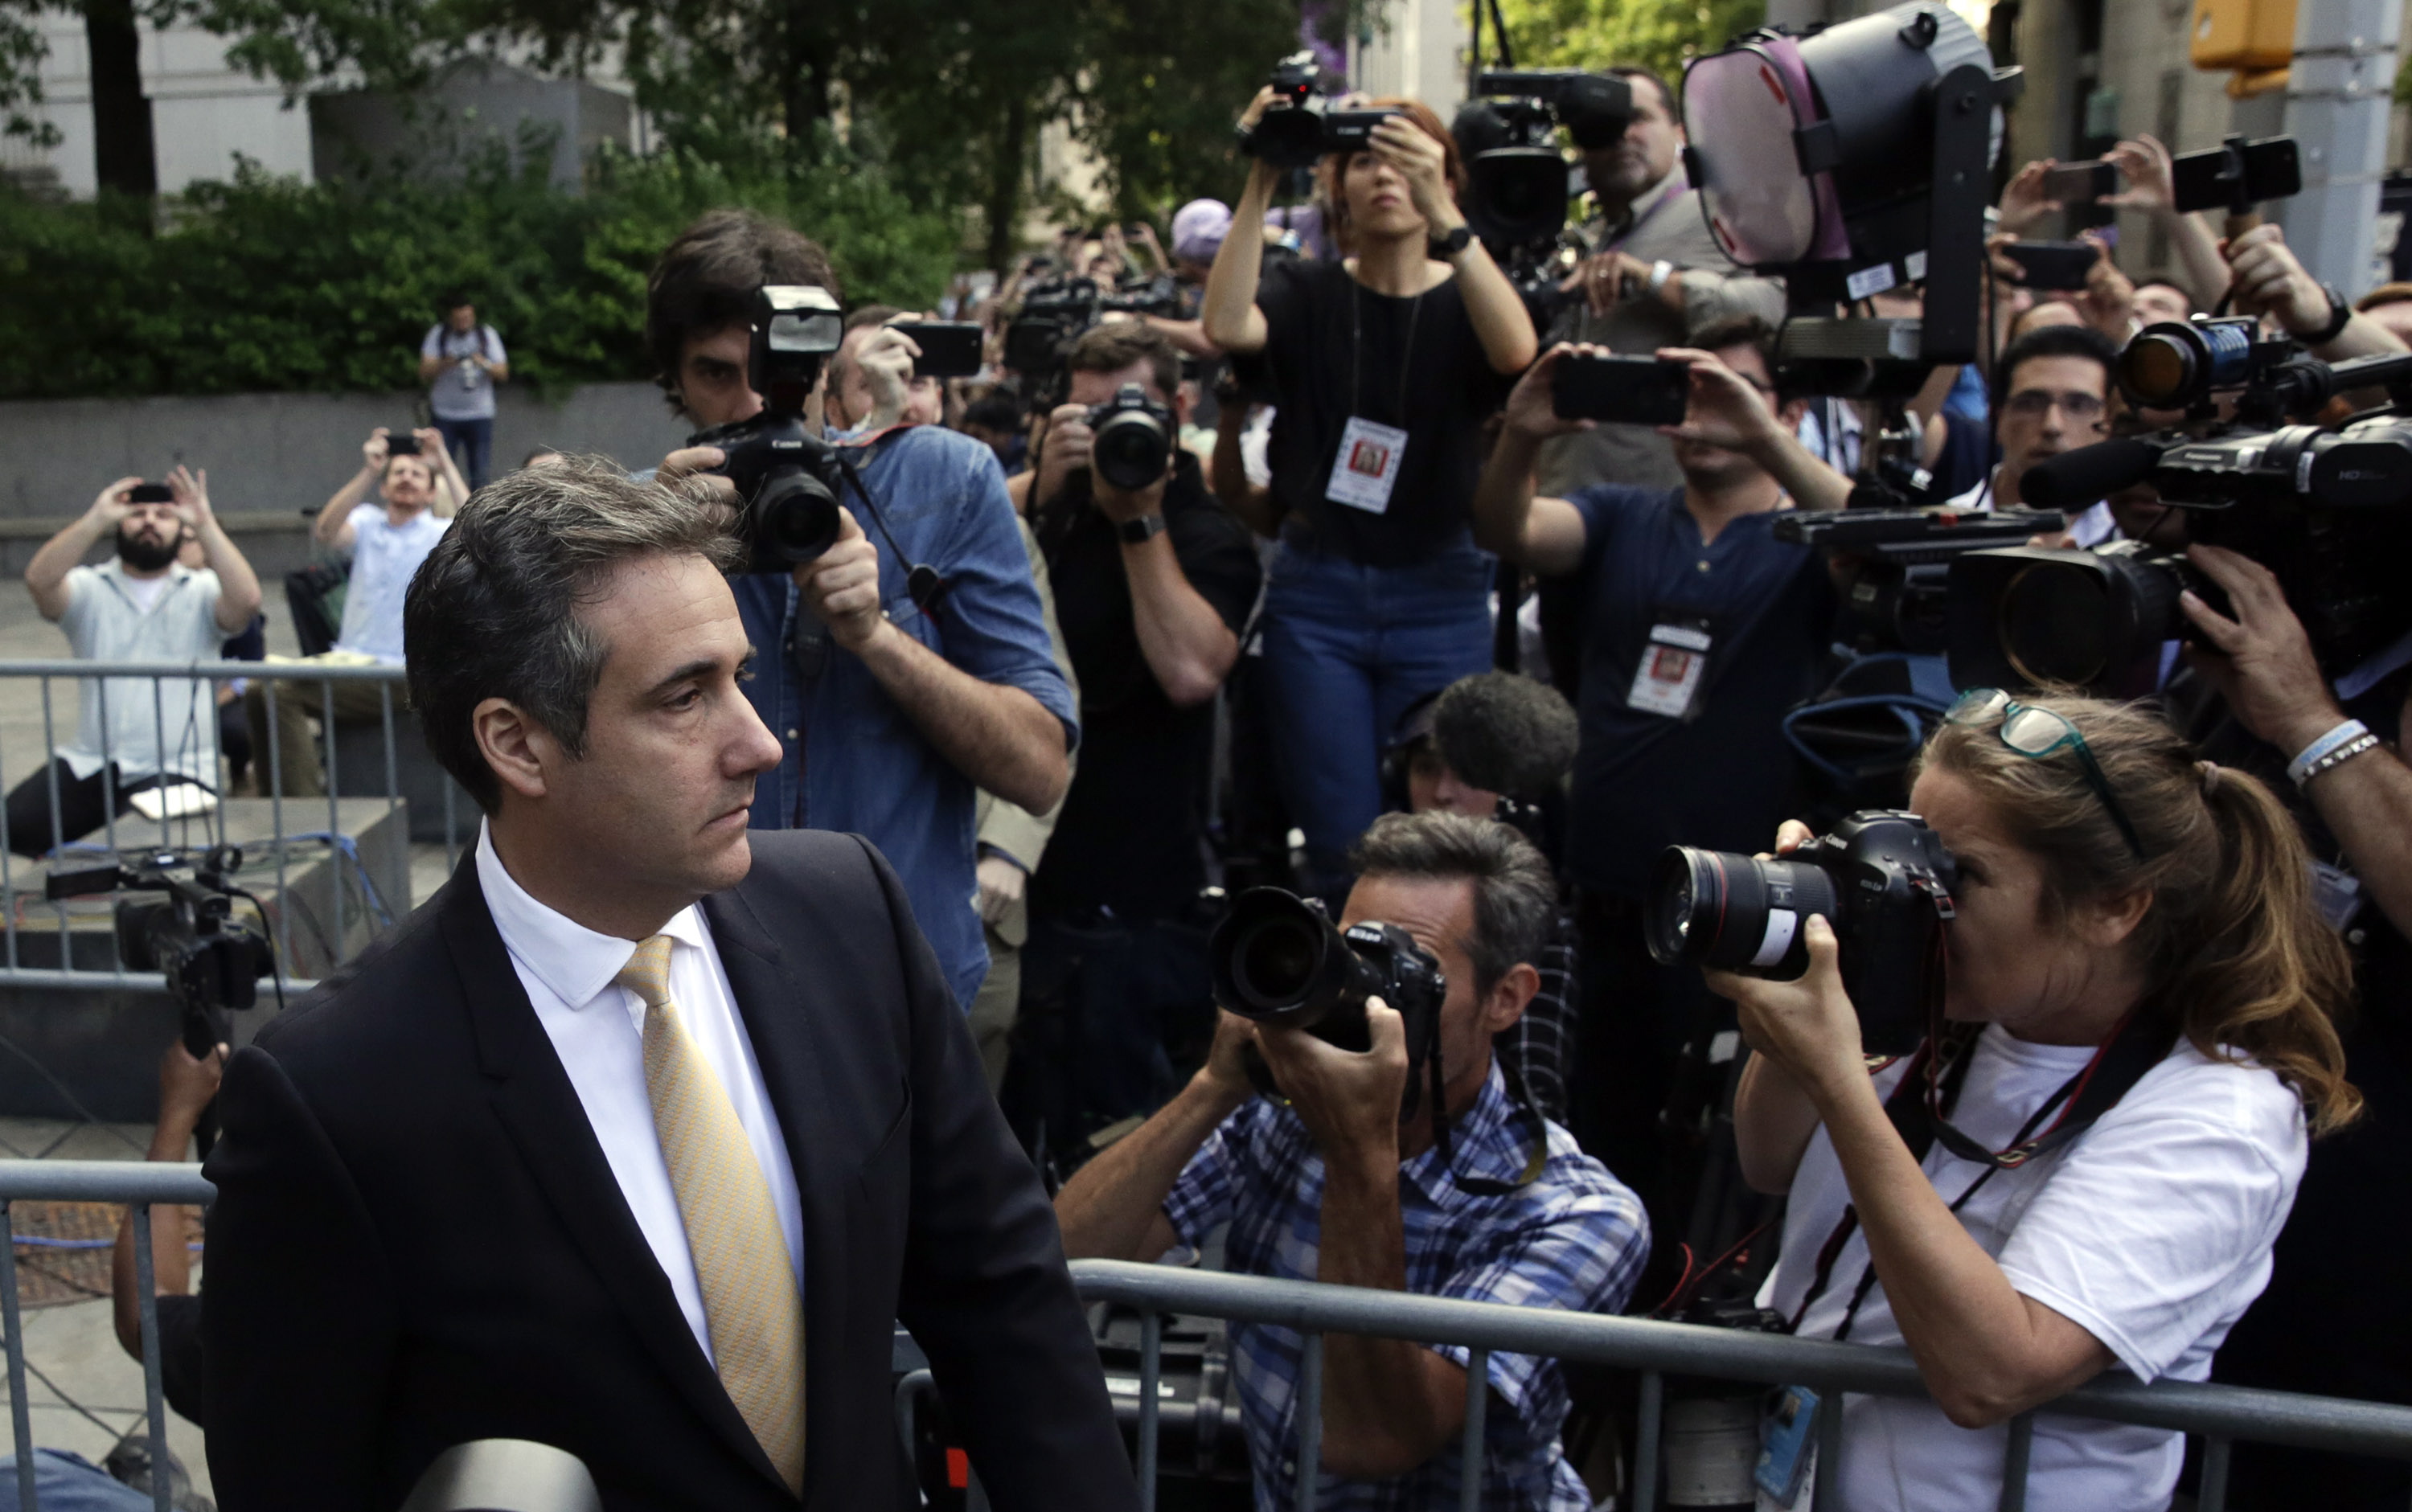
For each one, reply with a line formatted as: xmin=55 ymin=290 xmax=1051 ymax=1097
xmin=56 ymin=560 xmax=225 ymax=783
xmin=421 ymin=324 xmax=506 ymax=421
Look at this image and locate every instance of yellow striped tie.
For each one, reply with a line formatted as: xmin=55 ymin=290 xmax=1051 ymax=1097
xmin=615 ymin=934 xmax=806 ymax=1494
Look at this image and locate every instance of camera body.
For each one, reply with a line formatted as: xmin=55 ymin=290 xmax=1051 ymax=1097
xmin=1003 ymin=275 xmax=1183 ymax=405
xmin=1209 ymin=887 xmax=1447 ymax=1099
xmin=1085 ymin=383 xmax=1175 ymax=492
xmin=47 ymin=846 xmax=273 ymax=1060
xmin=1644 ymin=810 xmax=1956 ymax=1055
xmin=687 ymin=285 xmax=848 ymax=574
xmin=1243 ymin=53 xmax=1404 ymax=169
xmin=1774 ymin=506 xmax=2063 ymax=654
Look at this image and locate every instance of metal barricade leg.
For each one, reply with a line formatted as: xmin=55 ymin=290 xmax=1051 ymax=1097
xmin=133 ymin=1205 xmax=169 ymax=1512
xmin=1137 ymin=1312 xmax=1160 ymax=1512
xmin=1815 ymin=1387 xmax=1843 ymax=1509
xmin=265 ymin=681 xmax=291 ymax=973
xmin=1458 ymin=1347 xmax=1487 ymax=1512
xmin=0 ymin=1203 xmax=34 ymax=1510
xmin=1997 ymin=1411 xmax=2034 ymax=1512
xmin=323 ymin=680 xmax=343 ymax=957
xmin=1633 ymin=1369 xmax=1662 ymax=1511
xmin=2199 ymin=1433 xmax=2230 ymax=1512
xmin=1294 ymin=1333 xmax=1322 ymax=1512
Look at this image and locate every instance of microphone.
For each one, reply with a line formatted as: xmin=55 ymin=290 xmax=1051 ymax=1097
xmin=401 ymin=1440 xmax=601 ymax=1512
xmin=1431 ymin=673 xmax=1578 ymax=801
xmin=2020 ymin=436 xmax=2165 ymax=511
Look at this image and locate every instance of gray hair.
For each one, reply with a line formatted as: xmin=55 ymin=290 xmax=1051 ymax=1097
xmin=403 ymin=457 xmax=743 ymax=812
xmin=1349 ymin=812 xmax=1557 ymax=993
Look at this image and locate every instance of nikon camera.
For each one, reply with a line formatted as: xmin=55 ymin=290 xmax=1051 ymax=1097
xmin=684 ymin=285 xmax=850 ymax=574
xmin=1085 ymin=384 xmax=1175 ymax=491
xmin=1209 ymin=887 xmax=1446 ymax=1100
xmin=1644 ymin=812 xmax=1957 ymax=1055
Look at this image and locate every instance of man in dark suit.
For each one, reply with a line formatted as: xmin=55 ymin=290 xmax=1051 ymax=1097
xmin=201 ymin=457 xmax=1135 ymax=1511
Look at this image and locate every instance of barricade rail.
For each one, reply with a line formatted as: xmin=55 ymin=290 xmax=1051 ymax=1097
xmin=0 ymin=658 xmax=445 ymax=996
xmin=0 ymin=1166 xmax=2400 ymax=1511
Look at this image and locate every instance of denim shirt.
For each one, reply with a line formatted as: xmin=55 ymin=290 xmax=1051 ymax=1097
xmin=729 ymin=424 xmax=1078 ymax=1009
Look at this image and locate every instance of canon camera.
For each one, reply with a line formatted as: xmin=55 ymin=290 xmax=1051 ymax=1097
xmin=1644 ymin=811 xmax=1956 ymax=1055
xmin=686 ymin=285 xmax=849 ymax=574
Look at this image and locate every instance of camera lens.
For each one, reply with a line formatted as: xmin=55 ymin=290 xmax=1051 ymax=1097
xmin=1230 ymin=912 xmax=1323 ymax=1011
xmin=1252 ymin=108 xmax=1327 ymax=169
xmin=750 ymin=470 xmax=843 ymax=563
xmin=1985 ymin=553 xmax=2183 ymax=691
xmin=1643 ymin=846 xmax=1838 ymax=979
xmin=2118 ymin=319 xmax=2253 ymax=411
xmin=1093 ymin=412 xmax=1171 ymax=492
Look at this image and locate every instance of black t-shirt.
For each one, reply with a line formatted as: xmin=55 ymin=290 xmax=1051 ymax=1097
xmin=1562 ymin=484 xmax=1836 ymax=899
xmin=158 ymin=1291 xmax=208 ymax=1428
xmin=1256 ymin=257 xmax=1514 ymax=568
xmin=1031 ymin=456 xmax=1264 ymax=922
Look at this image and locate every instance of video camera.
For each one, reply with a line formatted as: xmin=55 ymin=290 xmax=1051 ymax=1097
xmin=686 ymin=285 xmax=849 ymax=573
xmin=1774 ymin=505 xmax=2064 ymax=654
xmin=1002 ymin=274 xmax=1183 ymax=409
xmin=1645 ymin=810 xmax=1957 ymax=1055
xmin=1208 ymin=887 xmax=1446 ymax=1106
xmin=1946 ymin=333 xmax=2412 ymax=692
xmin=1446 ymin=69 xmax=1631 ymax=326
xmin=1239 ymin=51 xmax=1402 ymax=170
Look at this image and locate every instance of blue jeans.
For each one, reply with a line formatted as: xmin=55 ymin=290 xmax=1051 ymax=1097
xmin=1259 ymin=533 xmax=1495 ymax=899
xmin=0 ymin=1451 xmax=151 ymax=1510
xmin=433 ymin=415 xmax=493 ymax=490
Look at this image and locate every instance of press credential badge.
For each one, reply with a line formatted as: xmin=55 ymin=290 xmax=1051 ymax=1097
xmin=1628 ymin=618 xmax=1713 ymax=718
xmin=1327 ymin=417 xmax=1410 ymax=514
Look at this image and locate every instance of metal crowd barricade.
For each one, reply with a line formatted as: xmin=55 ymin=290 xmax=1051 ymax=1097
xmin=0 ymin=659 xmax=464 ymax=993
xmin=1068 ymin=1259 xmax=2412 ymax=1512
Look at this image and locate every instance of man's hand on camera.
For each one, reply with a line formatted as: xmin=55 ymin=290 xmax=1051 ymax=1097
xmin=164 ymin=465 xmax=213 ymax=531
xmin=2224 ymin=224 xmax=2328 ymax=338
xmin=87 ymin=477 xmax=141 ymax=530
xmin=362 ymin=429 xmax=391 ymax=473
xmin=1034 ymin=404 xmax=1093 ymax=509
xmin=154 ymin=1041 xmax=226 ymax=1150
xmin=1558 ymin=249 xmax=1652 ymax=318
xmin=1094 ymin=459 xmax=1171 ymax=527
xmin=2180 ymin=543 xmax=2344 ymax=753
xmin=1503 ymin=343 xmax=1594 ymax=444
xmin=1370 ymin=117 xmax=1458 ymax=236
xmin=1253 ymin=997 xmax=1409 ymax=1163
xmin=657 ymin=445 xmax=740 ymax=522
xmin=1196 ymin=1009 xmax=1260 ymax=1107
xmin=1706 ymin=915 xmax=1864 ymax=1108
xmin=1996 ymin=158 xmax=2057 ymax=236
xmin=853 ymin=326 xmax=920 ymax=432
xmin=796 ymin=507 xmax=887 ymax=653
xmin=2103 ymin=134 xmax=2177 ymax=216
xmin=1656 ymin=346 xmax=1782 ymax=456
xmin=413 ymin=427 xmax=450 ymax=466
xmin=2078 ymin=233 xmax=2136 ymax=341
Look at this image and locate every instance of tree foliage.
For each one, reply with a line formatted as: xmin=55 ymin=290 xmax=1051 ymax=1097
xmin=1490 ymin=0 xmax=1765 ymax=94
xmin=0 ymin=140 xmax=957 ymax=400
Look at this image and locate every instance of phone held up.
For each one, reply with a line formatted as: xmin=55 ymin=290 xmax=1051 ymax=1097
xmin=1553 ymin=353 xmax=1690 ymax=426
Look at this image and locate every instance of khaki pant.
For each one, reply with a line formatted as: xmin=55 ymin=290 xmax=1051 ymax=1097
xmin=967 ymin=918 xmax=1022 ymax=1095
xmin=244 ymin=665 xmax=399 ymax=799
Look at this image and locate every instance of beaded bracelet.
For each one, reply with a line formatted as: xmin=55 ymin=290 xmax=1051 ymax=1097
xmin=2288 ymin=719 xmax=2371 ymax=788
xmin=2300 ymin=732 xmax=2383 ymax=788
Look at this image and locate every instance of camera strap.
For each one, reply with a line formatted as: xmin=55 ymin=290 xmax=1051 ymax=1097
xmin=833 ymin=448 xmax=948 ymax=617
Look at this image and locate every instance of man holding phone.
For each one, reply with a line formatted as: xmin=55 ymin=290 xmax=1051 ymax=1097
xmin=1469 ymin=316 xmax=1844 ymax=1227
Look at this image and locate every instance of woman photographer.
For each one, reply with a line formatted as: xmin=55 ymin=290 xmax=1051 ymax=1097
xmin=1719 ymin=692 xmax=2356 ymax=1510
xmin=1202 ymin=89 xmax=1536 ymax=903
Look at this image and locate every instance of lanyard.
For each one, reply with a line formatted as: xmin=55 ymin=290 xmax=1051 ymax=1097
xmin=1602 ymin=174 xmax=1685 ymax=256
xmin=1348 ymin=277 xmax=1425 ymax=425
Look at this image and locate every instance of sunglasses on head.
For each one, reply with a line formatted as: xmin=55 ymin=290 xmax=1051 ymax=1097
xmin=1945 ymin=690 xmax=2146 ymax=862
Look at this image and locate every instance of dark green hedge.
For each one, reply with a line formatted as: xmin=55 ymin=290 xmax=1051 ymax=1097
xmin=0 ymin=144 xmax=962 ymax=400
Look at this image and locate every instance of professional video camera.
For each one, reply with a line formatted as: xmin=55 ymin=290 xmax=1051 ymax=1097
xmin=1002 ymin=274 xmax=1184 ymax=408
xmin=1946 ymin=330 xmax=2412 ymax=692
xmin=1085 ymin=383 xmax=1175 ymax=491
xmin=1449 ymin=68 xmax=1634 ymax=322
xmin=1208 ymin=887 xmax=1446 ymax=1103
xmin=686 ymin=285 xmax=848 ymax=573
xmin=1239 ymin=51 xmax=1401 ymax=170
xmin=1644 ymin=810 xmax=1957 ymax=1055
xmin=1774 ymin=505 xmax=2064 ymax=654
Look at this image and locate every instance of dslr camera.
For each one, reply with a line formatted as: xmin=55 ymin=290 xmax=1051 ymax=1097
xmin=1085 ymin=384 xmax=1175 ymax=492
xmin=1645 ymin=811 xmax=1957 ymax=1055
xmin=685 ymin=285 xmax=851 ymax=574
xmin=1241 ymin=51 xmax=1400 ymax=169
xmin=1209 ymin=887 xmax=1446 ymax=1100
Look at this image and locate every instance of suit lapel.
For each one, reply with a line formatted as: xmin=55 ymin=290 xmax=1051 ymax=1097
xmin=699 ymin=883 xmax=849 ymax=1505
xmin=441 ymin=854 xmax=790 ymax=1494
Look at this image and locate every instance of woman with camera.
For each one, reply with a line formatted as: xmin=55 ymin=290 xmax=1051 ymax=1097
xmin=1717 ymin=692 xmax=2356 ymax=1509
xmin=1202 ymin=89 xmax=1537 ymax=903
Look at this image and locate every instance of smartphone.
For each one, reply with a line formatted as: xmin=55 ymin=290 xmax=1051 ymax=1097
xmin=888 ymin=321 xmax=985 ymax=380
xmin=2170 ymin=136 xmax=2301 ymax=214
xmin=1323 ymin=109 xmax=1402 ymax=154
xmin=1553 ymin=354 xmax=1690 ymax=425
xmin=385 ymin=432 xmax=421 ymax=456
xmin=2000 ymin=240 xmax=2098 ymax=292
xmin=2042 ymin=160 xmax=2118 ymax=204
xmin=126 ymin=482 xmax=174 ymax=503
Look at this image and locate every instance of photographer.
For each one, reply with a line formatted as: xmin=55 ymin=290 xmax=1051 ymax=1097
xmin=1725 ymin=695 xmax=2355 ymax=1509
xmin=12 ymin=469 xmax=261 ymax=854
xmin=1470 ymin=318 xmax=1845 ymax=1204
xmin=1056 ymin=812 xmax=1647 ymax=1509
xmin=1011 ymin=324 xmax=1261 ymax=1127
xmin=418 ymin=294 xmax=508 ymax=490
xmin=2169 ymin=547 xmax=2412 ymax=1507
xmin=1541 ymin=67 xmax=1782 ymax=497
xmin=647 ymin=209 xmax=1077 ymax=1010
xmin=245 ymin=426 xmax=457 ymax=800
xmin=1203 ymin=90 xmax=1536 ymax=903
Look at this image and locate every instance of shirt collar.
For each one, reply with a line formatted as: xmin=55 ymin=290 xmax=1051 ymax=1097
xmin=1400 ymin=1060 xmax=1530 ymax=1204
xmin=96 ymin=559 xmax=193 ymax=591
xmin=475 ymin=820 xmax=708 ymax=1010
xmin=1599 ymin=165 xmax=1685 ymax=243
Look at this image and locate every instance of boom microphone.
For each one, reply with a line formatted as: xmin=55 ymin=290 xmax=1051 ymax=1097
xmin=1431 ymin=672 xmax=1578 ymax=801
xmin=2020 ymin=436 xmax=2166 ymax=511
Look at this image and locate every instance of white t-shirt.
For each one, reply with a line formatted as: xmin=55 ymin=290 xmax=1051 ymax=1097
xmin=1757 ymin=1026 xmax=2307 ymax=1512
xmin=334 ymin=503 xmax=449 ymax=664
xmin=55 ymin=561 xmax=225 ymax=783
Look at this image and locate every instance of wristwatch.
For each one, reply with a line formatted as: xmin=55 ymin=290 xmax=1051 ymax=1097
xmin=1118 ymin=514 xmax=1168 ymax=544
xmin=2306 ymin=282 xmax=2353 ymax=346
xmin=1428 ymin=224 xmax=1475 ymax=260
xmin=1647 ymin=259 xmax=1676 ymax=297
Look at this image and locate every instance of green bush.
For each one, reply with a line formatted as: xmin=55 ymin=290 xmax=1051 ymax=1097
xmin=0 ymin=141 xmax=962 ymax=400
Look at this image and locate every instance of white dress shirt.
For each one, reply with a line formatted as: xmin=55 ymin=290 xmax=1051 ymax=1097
xmin=477 ymin=823 xmax=805 ymax=1364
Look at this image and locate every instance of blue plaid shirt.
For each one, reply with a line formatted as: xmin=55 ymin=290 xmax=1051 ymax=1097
xmin=1164 ymin=1063 xmax=1649 ymax=1512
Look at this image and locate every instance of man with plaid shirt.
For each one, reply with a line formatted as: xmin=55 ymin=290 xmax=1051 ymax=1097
xmin=1058 ymin=813 xmax=1648 ymax=1510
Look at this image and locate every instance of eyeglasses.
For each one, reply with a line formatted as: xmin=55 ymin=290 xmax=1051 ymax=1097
xmin=2003 ymin=389 xmax=2107 ymax=425
xmin=1944 ymin=689 xmax=2147 ymax=861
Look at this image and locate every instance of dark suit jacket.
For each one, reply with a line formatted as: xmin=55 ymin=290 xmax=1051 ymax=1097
xmin=202 ymin=830 xmax=1134 ymax=1512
